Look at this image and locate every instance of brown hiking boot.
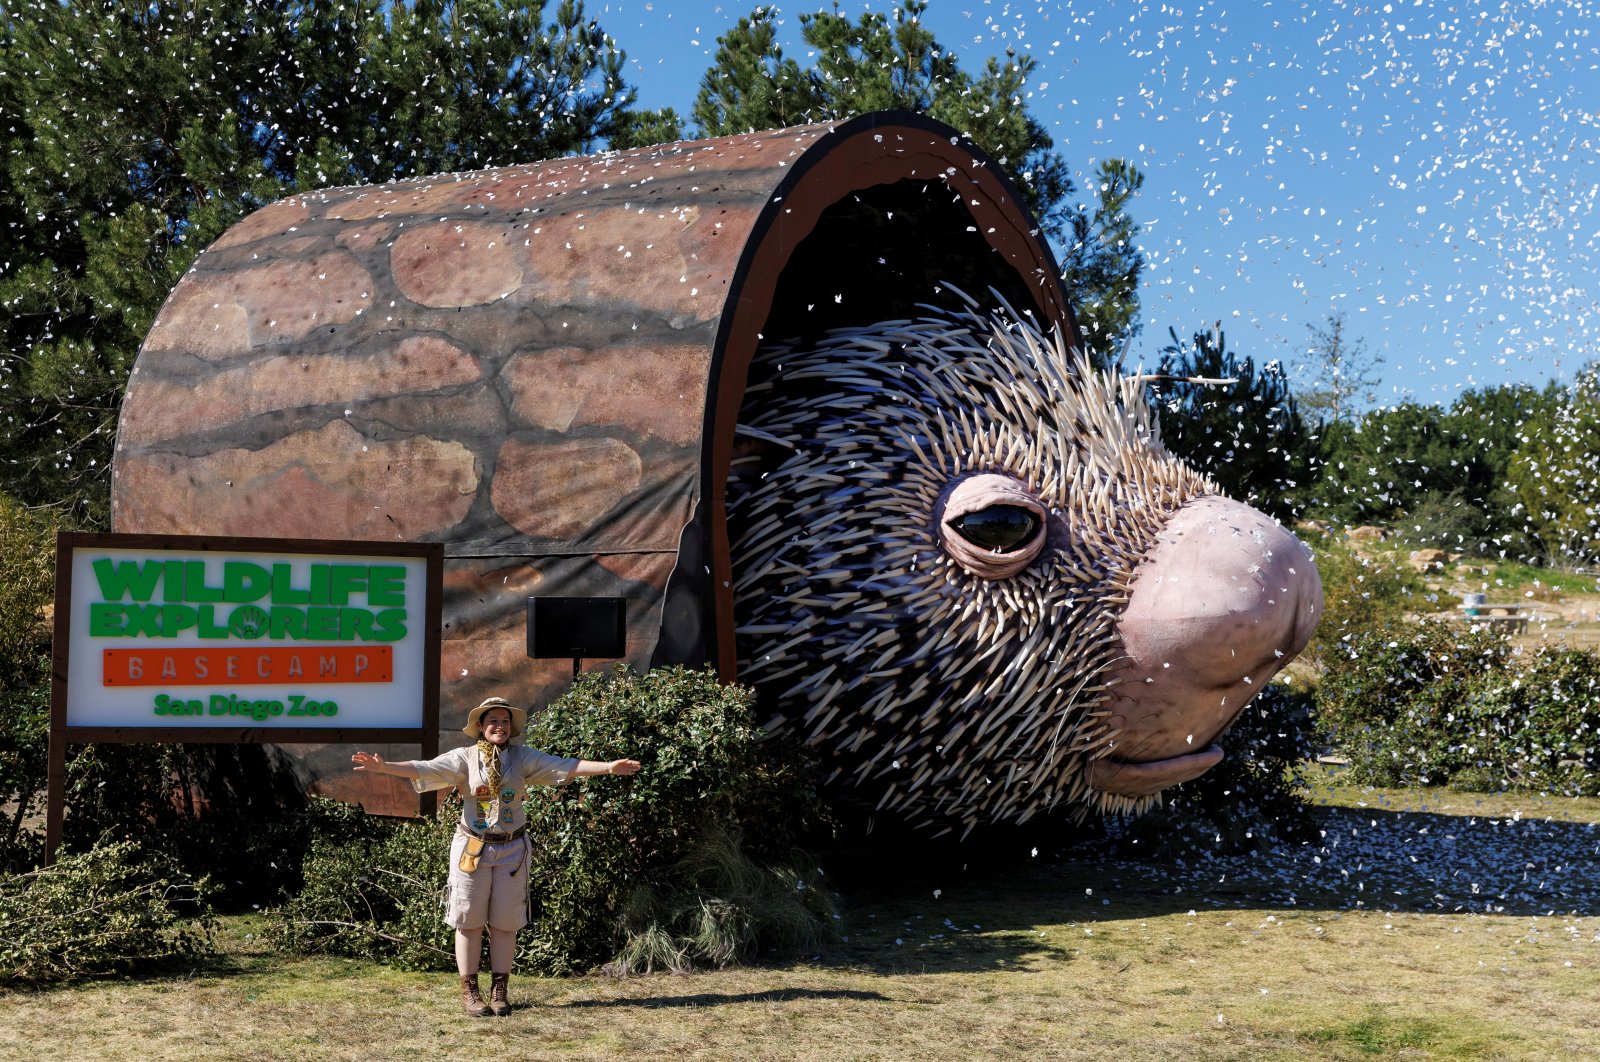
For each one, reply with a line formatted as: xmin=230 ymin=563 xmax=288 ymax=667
xmin=489 ymin=972 xmax=511 ymax=1016
xmin=460 ymin=974 xmax=492 ymax=1017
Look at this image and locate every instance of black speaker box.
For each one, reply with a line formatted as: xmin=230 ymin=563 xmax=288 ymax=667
xmin=526 ymin=597 xmax=626 ymax=660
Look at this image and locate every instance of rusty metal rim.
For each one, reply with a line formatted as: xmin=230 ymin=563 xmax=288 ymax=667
xmin=701 ymin=110 xmax=1076 ymax=680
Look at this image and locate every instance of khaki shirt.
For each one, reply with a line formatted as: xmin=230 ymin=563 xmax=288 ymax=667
xmin=408 ymin=744 xmax=578 ymax=834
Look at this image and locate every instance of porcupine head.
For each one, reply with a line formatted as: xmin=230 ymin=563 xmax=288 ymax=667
xmin=727 ymin=292 xmax=1323 ymax=839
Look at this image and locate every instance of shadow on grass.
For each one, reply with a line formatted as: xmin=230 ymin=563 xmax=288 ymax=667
xmin=1129 ymin=801 xmax=1600 ymax=918
xmin=799 ymin=798 xmax=1600 ymax=976
xmin=562 ymin=987 xmax=892 ymax=1008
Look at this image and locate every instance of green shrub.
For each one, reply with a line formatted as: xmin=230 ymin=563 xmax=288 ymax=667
xmin=1393 ymin=492 xmax=1495 ymax=554
xmin=1314 ymin=618 xmax=1509 ymax=787
xmin=1298 ymin=530 xmax=1437 ymax=667
xmin=61 ymin=741 xmax=311 ymax=908
xmin=0 ymin=682 xmax=49 ymax=873
xmin=270 ymin=797 xmax=454 ymax=970
xmin=0 ymin=839 xmax=215 ymax=984
xmin=1447 ymin=766 xmax=1498 ymax=793
xmin=0 ymin=498 xmax=55 ymax=867
xmin=1448 ymin=646 xmax=1600 ymax=794
xmin=1314 ymin=618 xmax=1600 ymax=794
xmin=1317 ymin=618 xmax=1489 ymax=780
xmin=0 ymin=496 xmax=54 ymax=682
xmin=521 ymin=664 xmax=834 ymax=974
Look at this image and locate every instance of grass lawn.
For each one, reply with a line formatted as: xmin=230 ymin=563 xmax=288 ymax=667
xmin=4 ymin=776 xmax=1597 ymax=1061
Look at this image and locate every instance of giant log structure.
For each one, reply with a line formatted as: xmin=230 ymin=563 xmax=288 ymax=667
xmin=114 ymin=112 xmax=1320 ymax=832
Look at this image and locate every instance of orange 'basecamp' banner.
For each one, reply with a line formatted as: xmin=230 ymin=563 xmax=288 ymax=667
xmin=102 ymin=646 xmax=393 ymax=686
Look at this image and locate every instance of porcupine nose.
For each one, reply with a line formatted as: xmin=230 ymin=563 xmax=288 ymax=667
xmin=1088 ymin=494 xmax=1323 ymax=797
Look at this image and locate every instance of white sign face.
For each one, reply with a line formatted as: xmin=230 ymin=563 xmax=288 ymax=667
xmin=63 ymin=541 xmax=433 ymax=729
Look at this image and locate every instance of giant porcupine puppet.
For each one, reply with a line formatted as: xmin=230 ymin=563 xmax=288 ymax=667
xmin=728 ymin=294 xmax=1322 ymax=838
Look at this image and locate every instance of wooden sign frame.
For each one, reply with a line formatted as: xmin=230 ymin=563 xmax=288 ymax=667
xmin=47 ymin=532 xmax=444 ymax=861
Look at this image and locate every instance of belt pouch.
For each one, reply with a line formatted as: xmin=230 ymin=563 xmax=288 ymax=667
xmin=458 ymin=833 xmax=485 ymax=874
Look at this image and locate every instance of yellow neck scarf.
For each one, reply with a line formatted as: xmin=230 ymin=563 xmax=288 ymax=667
xmin=476 ymin=738 xmax=502 ymax=796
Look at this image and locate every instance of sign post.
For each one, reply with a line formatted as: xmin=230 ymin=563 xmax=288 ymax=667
xmin=47 ymin=533 xmax=443 ymax=863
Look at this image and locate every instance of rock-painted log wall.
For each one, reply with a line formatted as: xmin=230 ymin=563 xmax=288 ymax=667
xmin=112 ymin=111 xmax=1073 ymax=813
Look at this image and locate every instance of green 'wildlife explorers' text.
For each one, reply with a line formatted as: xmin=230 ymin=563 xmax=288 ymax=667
xmin=88 ymin=559 xmax=409 ymax=642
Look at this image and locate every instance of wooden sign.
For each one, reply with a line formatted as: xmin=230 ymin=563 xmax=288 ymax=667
xmin=47 ymin=533 xmax=443 ymax=860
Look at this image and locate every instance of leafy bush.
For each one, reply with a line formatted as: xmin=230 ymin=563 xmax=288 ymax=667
xmin=0 ymin=496 xmax=54 ymax=681
xmin=1446 ymin=646 xmax=1600 ymax=794
xmin=0 ymin=498 xmax=55 ymax=867
xmin=522 ymin=664 xmax=833 ymax=974
xmin=1116 ymin=682 xmax=1321 ymax=856
xmin=1394 ymin=492 xmax=1494 ymax=554
xmin=1314 ymin=618 xmax=1600 ymax=794
xmin=0 ymin=683 xmax=49 ymax=873
xmin=1315 ymin=618 xmax=1509 ymax=787
xmin=1299 ymin=529 xmax=1437 ymax=666
xmin=61 ymin=741 xmax=311 ymax=908
xmin=270 ymin=797 xmax=454 ymax=970
xmin=275 ymin=666 xmax=835 ymax=976
xmin=1 ymin=839 xmax=215 ymax=984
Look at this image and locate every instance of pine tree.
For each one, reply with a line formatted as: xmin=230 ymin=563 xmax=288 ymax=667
xmin=1 ymin=1 xmax=284 ymax=526
xmin=1061 ymin=159 xmax=1145 ymax=353
xmin=693 ymin=2 xmax=1073 ymax=238
xmin=358 ymin=0 xmax=631 ymax=179
xmin=1146 ymin=325 xmax=1315 ymax=523
xmin=692 ymin=9 xmax=824 ymax=138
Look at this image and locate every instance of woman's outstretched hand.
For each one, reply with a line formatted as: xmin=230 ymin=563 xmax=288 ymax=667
xmin=607 ymin=759 xmax=642 ymax=776
xmin=351 ymin=751 xmax=387 ymax=773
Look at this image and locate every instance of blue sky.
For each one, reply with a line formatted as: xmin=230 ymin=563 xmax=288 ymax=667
xmin=597 ymin=0 xmax=1599 ymax=409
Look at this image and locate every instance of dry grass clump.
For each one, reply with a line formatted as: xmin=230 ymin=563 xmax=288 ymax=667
xmin=1 ymin=840 xmax=215 ymax=984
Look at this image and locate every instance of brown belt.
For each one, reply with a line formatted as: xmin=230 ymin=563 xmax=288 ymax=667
xmin=458 ymin=823 xmax=527 ymax=843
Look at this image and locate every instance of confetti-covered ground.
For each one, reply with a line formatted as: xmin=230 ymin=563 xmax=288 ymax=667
xmin=1113 ymin=796 xmax=1600 ymax=917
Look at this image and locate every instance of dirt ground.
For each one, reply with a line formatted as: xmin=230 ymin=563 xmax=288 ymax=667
xmin=1517 ymin=599 xmax=1600 ymax=646
xmin=1432 ymin=578 xmax=1600 ymax=647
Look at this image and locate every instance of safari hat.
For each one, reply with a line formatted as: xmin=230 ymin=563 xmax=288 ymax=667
xmin=463 ymin=696 xmax=527 ymax=739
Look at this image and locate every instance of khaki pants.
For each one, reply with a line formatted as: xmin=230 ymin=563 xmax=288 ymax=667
xmin=445 ymin=831 xmax=530 ymax=931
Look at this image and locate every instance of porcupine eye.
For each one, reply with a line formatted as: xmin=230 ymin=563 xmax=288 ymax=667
xmin=936 ymin=473 xmax=1047 ymax=579
xmin=946 ymin=506 xmax=1041 ymax=553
